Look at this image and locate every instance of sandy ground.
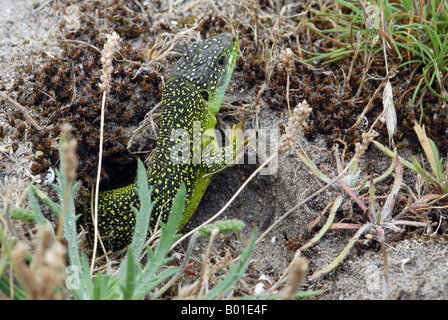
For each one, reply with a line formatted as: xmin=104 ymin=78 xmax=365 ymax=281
xmin=1 ymin=0 xmax=447 ymax=300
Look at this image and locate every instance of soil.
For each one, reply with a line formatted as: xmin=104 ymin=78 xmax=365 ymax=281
xmin=1 ymin=0 xmax=447 ymax=300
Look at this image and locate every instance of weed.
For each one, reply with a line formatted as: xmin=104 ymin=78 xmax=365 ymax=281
xmin=374 ymin=121 xmax=448 ymax=201
xmin=292 ymin=130 xmax=427 ymax=291
xmin=308 ymin=156 xmax=427 ymax=289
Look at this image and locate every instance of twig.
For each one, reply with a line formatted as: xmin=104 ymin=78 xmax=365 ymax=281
xmin=194 ymin=227 xmax=219 ymax=298
xmin=350 ymin=67 xmax=398 ymax=129
xmin=127 ymin=102 xmax=162 ymax=150
xmin=0 ymin=91 xmax=44 ymax=131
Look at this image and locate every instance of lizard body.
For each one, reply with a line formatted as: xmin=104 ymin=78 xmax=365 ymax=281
xmin=94 ymin=33 xmax=239 ymax=249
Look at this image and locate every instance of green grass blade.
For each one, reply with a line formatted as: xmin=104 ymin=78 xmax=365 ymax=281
xmin=129 ymin=159 xmax=156 ymax=260
xmin=372 ymin=140 xmax=417 ymax=171
xmin=410 ymin=157 xmax=442 ymax=190
xmin=121 ymin=249 xmax=136 ymax=300
xmin=334 ymin=0 xmax=363 ymax=16
xmin=309 ymin=223 xmax=371 ymax=280
xmin=145 ymin=267 xmax=179 ymax=299
xmin=153 ymin=183 xmax=185 ymax=261
xmin=93 ymin=272 xmax=112 ymax=300
xmin=0 ymin=273 xmax=27 ymax=300
xmin=299 ymin=196 xmax=343 ymax=251
xmin=303 ymin=47 xmax=352 ymax=63
xmin=428 ymin=138 xmax=443 ymax=179
xmin=294 ymin=151 xmax=332 ymax=184
xmin=29 ymin=185 xmax=61 ymax=217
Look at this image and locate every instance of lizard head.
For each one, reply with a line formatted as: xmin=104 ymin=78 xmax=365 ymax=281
xmin=171 ymin=33 xmax=238 ymax=113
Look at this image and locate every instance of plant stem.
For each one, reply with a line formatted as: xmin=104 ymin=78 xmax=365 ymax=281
xmin=299 ymin=195 xmax=343 ymax=251
xmin=309 ymin=223 xmax=371 ymax=280
xmin=91 ymin=90 xmax=107 ymax=275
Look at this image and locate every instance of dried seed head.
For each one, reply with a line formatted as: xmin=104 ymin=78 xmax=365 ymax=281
xmin=61 ymin=123 xmax=78 ymax=182
xmin=281 ymin=48 xmax=294 ymax=73
xmin=279 ymin=100 xmax=312 ymax=153
xmin=12 ymin=224 xmax=66 ymax=300
xmin=99 ymin=32 xmax=120 ymax=92
xmin=353 ymin=131 xmax=379 ymax=165
xmin=280 ymin=257 xmax=308 ymax=300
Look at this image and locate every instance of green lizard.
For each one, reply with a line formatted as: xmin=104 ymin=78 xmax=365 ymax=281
xmin=94 ymin=33 xmax=241 ymax=250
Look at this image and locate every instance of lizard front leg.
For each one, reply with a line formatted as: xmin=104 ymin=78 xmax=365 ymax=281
xmin=201 ymin=118 xmax=247 ymax=173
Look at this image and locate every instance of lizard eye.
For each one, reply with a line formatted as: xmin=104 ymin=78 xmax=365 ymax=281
xmin=217 ymin=56 xmax=225 ymax=66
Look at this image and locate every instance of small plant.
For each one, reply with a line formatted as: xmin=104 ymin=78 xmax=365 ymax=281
xmin=294 ymin=131 xmax=427 ymax=288
xmin=294 ymin=131 xmax=394 ymax=253
xmin=308 ymin=156 xmax=427 ymax=283
xmin=0 ymin=225 xmax=27 ymax=299
xmin=374 ymin=121 xmax=448 ymax=202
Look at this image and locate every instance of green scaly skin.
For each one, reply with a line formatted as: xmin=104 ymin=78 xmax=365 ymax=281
xmin=95 ymin=33 xmax=239 ymax=250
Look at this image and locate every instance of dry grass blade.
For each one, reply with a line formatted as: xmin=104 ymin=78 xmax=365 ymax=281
xmin=412 ymin=121 xmax=440 ymax=181
xmin=382 ymin=80 xmax=396 ymax=146
xmin=351 ymin=67 xmax=398 ymax=129
xmin=380 ymin=156 xmax=402 ymax=222
xmin=345 ymin=32 xmax=362 ymax=88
